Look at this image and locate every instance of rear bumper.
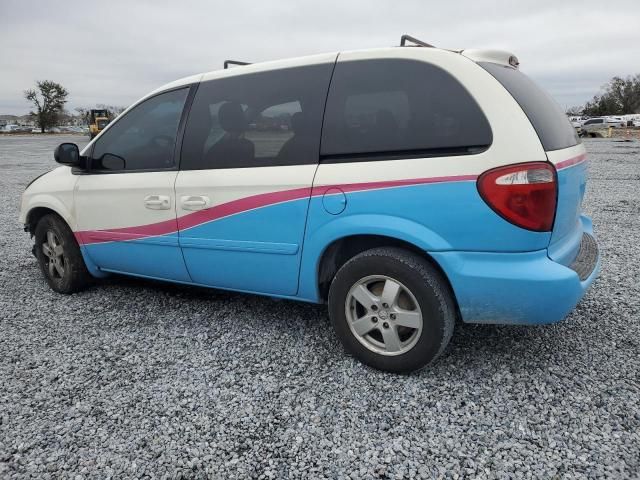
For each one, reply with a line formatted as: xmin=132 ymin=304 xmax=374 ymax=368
xmin=430 ymin=220 xmax=600 ymax=325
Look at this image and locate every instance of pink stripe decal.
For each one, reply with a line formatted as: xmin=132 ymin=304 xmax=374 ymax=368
xmin=75 ymin=173 xmax=476 ymax=245
xmin=555 ymin=153 xmax=587 ymax=170
xmin=312 ymin=174 xmax=478 ymax=196
xmin=76 ymin=217 xmax=179 ymax=245
xmin=177 ymin=187 xmax=312 ymax=231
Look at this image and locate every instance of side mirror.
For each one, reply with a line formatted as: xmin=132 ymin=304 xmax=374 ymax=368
xmin=54 ymin=143 xmax=81 ymax=166
xmin=100 ymin=153 xmax=126 ymax=171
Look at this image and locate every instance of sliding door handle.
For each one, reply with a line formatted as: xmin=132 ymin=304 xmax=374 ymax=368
xmin=181 ymin=195 xmax=210 ymax=211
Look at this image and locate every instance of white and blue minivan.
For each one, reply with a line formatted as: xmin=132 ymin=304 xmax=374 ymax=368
xmin=19 ymin=37 xmax=599 ymax=372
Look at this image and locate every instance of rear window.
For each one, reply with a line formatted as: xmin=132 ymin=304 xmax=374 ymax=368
xmin=480 ymin=62 xmax=578 ymax=151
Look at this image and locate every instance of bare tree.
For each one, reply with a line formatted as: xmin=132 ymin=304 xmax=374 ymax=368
xmin=565 ymin=106 xmax=583 ymax=116
xmin=75 ymin=107 xmax=90 ymax=125
xmin=24 ymin=80 xmax=69 ymax=133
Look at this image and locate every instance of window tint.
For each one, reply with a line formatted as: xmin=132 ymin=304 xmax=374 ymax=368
xmin=92 ymin=88 xmax=188 ymax=171
xmin=480 ymin=62 xmax=578 ymax=151
xmin=321 ymin=59 xmax=492 ymax=158
xmin=181 ymin=63 xmax=334 ymax=170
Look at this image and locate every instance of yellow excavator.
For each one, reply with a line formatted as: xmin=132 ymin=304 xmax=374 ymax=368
xmin=88 ymin=109 xmax=110 ymax=139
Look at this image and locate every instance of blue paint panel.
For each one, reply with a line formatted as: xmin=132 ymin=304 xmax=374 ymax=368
xmin=298 ymin=180 xmax=552 ymax=301
xmin=548 ymin=162 xmax=588 ymax=265
xmin=316 ymin=181 xmax=550 ymax=252
xmin=84 ymin=233 xmax=191 ymax=282
xmin=79 ymin=246 xmax=110 ymax=279
xmin=181 ymin=248 xmax=300 ymax=295
xmin=179 ymin=200 xmax=309 ymax=295
xmin=179 ymin=237 xmax=298 ymax=255
xmin=431 ymin=244 xmax=600 ymax=325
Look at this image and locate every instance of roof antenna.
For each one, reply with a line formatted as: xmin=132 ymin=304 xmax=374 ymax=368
xmin=400 ymin=34 xmax=435 ymax=48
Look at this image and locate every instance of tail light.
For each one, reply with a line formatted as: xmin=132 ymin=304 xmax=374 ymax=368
xmin=477 ymin=162 xmax=557 ymax=232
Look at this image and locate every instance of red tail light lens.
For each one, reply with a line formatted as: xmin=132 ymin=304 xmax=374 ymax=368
xmin=477 ymin=162 xmax=557 ymax=231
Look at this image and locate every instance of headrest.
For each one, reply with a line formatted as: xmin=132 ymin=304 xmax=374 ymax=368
xmin=218 ymin=102 xmax=247 ymax=134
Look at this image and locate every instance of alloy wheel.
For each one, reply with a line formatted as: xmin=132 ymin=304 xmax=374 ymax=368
xmin=345 ymin=275 xmax=423 ymax=356
xmin=42 ymin=230 xmax=65 ymax=279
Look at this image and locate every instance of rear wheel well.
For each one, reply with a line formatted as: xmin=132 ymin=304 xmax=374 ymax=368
xmin=317 ymin=235 xmax=457 ymax=306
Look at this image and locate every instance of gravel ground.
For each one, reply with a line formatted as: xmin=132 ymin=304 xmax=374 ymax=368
xmin=0 ymin=135 xmax=638 ymax=479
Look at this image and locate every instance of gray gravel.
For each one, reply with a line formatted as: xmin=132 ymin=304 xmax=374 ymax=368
xmin=1 ymin=134 xmax=638 ymax=479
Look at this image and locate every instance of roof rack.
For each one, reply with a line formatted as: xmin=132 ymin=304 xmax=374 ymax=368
xmin=224 ymin=60 xmax=251 ymax=69
xmin=400 ymin=34 xmax=435 ymax=48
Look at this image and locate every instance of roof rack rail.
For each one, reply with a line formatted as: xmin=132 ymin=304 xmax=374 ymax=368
xmin=400 ymin=34 xmax=435 ymax=48
xmin=224 ymin=60 xmax=251 ymax=69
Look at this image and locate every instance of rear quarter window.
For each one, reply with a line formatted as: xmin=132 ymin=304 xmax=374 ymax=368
xmin=321 ymin=58 xmax=492 ymax=160
xmin=480 ymin=62 xmax=578 ymax=151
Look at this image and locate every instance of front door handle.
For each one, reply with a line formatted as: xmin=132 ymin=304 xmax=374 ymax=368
xmin=181 ymin=195 xmax=210 ymax=211
xmin=144 ymin=195 xmax=171 ymax=210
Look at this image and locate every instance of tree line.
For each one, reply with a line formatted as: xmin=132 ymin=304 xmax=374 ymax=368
xmin=23 ymin=80 xmax=125 ymax=133
xmin=568 ymin=74 xmax=640 ymax=117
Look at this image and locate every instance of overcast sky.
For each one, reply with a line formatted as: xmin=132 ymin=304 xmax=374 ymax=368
xmin=1 ymin=0 xmax=639 ymax=115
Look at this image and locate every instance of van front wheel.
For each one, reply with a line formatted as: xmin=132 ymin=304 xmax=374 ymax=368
xmin=34 ymin=214 xmax=91 ymax=294
xmin=328 ymin=247 xmax=455 ymax=373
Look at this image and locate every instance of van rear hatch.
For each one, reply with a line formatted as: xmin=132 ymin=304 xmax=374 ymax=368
xmin=479 ymin=62 xmax=586 ymax=266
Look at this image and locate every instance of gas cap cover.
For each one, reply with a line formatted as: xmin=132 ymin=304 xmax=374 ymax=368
xmin=322 ymin=187 xmax=347 ymax=215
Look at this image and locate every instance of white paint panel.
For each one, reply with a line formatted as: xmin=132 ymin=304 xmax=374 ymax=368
xmin=546 ymin=143 xmax=586 ymax=165
xmin=19 ymin=166 xmax=78 ymax=228
xmin=75 ymin=171 xmax=178 ymax=231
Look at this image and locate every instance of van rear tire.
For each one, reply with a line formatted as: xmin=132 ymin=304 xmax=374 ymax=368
xmin=328 ymin=247 xmax=455 ymax=373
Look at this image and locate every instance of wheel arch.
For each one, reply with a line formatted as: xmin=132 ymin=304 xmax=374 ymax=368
xmin=314 ymin=234 xmax=459 ymax=312
xmin=25 ymin=204 xmax=106 ymax=279
xmin=25 ymin=205 xmax=71 ymax=236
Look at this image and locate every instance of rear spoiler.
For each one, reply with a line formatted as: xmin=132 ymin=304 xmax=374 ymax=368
xmin=461 ymin=49 xmax=520 ymax=69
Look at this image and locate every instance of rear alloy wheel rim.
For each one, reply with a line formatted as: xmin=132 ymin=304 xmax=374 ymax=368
xmin=345 ymin=275 xmax=423 ymax=356
xmin=42 ymin=230 xmax=65 ymax=279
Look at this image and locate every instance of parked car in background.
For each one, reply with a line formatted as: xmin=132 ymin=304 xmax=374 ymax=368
xmin=2 ymin=124 xmax=31 ymax=133
xmin=581 ymin=116 xmax=631 ymax=136
xmin=59 ymin=126 xmax=85 ymax=133
xmin=581 ymin=117 xmax=607 ymax=135
xmin=19 ymin=39 xmax=599 ymax=373
xmin=605 ymin=116 xmax=626 ymax=128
